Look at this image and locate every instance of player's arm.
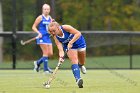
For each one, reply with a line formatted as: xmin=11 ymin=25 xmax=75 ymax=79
xmin=32 ymin=15 xmax=42 ymax=37
xmin=62 ymin=25 xmax=81 ymax=46
xmin=53 ymin=36 xmax=64 ymax=57
xmin=49 ymin=15 xmax=55 ymax=22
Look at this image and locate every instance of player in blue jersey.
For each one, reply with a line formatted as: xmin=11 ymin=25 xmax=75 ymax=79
xmin=32 ymin=4 xmax=54 ymax=73
xmin=48 ymin=22 xmax=87 ymax=88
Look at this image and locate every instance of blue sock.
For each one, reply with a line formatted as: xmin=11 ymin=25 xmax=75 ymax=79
xmin=43 ymin=57 xmax=49 ymax=71
xmin=71 ymin=64 xmax=81 ymax=80
xmin=37 ymin=57 xmax=44 ymax=65
xmin=78 ymin=63 xmax=82 ymax=68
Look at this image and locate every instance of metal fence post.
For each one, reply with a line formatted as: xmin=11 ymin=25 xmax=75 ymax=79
xmin=12 ymin=0 xmax=16 ymax=69
xmin=129 ymin=35 xmax=133 ymax=69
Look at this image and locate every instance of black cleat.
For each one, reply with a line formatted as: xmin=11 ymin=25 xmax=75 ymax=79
xmin=76 ymin=78 xmax=83 ymax=88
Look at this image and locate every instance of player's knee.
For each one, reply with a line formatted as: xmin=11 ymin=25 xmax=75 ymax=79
xmin=70 ymin=59 xmax=78 ymax=64
xmin=48 ymin=53 xmax=53 ymax=58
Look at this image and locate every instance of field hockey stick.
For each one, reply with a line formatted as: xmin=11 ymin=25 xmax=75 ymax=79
xmin=20 ymin=36 xmax=38 ymax=45
xmin=43 ymin=49 xmax=68 ymax=86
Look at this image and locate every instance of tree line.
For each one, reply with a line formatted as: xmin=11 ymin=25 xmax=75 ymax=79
xmin=2 ymin=0 xmax=140 ymax=31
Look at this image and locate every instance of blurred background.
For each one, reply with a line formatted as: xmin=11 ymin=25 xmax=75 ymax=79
xmin=0 ymin=0 xmax=140 ymax=69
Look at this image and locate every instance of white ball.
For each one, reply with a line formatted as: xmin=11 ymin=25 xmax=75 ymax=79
xmin=45 ymin=84 xmax=50 ymax=89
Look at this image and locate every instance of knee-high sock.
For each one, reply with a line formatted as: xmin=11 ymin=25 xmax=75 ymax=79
xmin=78 ymin=63 xmax=83 ymax=68
xmin=71 ymin=64 xmax=81 ymax=80
xmin=43 ymin=57 xmax=49 ymax=71
xmin=37 ymin=57 xmax=44 ymax=66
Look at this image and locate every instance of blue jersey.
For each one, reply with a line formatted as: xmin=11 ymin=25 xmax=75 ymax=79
xmin=38 ymin=15 xmax=51 ymax=35
xmin=56 ymin=26 xmax=86 ymax=50
xmin=36 ymin=15 xmax=52 ymax=45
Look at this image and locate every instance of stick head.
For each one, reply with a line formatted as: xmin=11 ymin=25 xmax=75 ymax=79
xmin=45 ymin=84 xmax=50 ymax=89
xmin=20 ymin=40 xmax=25 ymax=45
xmin=43 ymin=81 xmax=51 ymax=89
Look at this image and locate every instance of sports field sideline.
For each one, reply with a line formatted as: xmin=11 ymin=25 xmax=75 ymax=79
xmin=1 ymin=55 xmax=140 ymax=69
xmin=0 ymin=70 xmax=139 ymax=93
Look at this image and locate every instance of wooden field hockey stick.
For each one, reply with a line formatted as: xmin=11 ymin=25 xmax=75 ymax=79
xmin=43 ymin=49 xmax=68 ymax=86
xmin=20 ymin=36 xmax=38 ymax=45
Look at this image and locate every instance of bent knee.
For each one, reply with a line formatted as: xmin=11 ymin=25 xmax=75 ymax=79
xmin=48 ymin=53 xmax=53 ymax=58
xmin=70 ymin=59 xmax=78 ymax=64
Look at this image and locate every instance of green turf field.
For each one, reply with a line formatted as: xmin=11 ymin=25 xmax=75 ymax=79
xmin=0 ymin=70 xmax=139 ymax=93
xmin=0 ymin=55 xmax=140 ymax=69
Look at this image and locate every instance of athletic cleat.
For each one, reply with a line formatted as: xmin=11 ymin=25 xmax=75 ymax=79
xmin=44 ymin=67 xmax=53 ymax=74
xmin=44 ymin=71 xmax=53 ymax=74
xmin=80 ymin=65 xmax=87 ymax=74
xmin=34 ymin=61 xmax=40 ymax=72
xmin=48 ymin=67 xmax=53 ymax=73
xmin=76 ymin=78 xmax=83 ymax=88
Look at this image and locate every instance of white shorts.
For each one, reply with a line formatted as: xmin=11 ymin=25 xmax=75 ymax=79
xmin=71 ymin=47 xmax=86 ymax=52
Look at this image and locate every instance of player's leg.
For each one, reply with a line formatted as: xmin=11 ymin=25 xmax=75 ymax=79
xmin=47 ymin=44 xmax=53 ymax=58
xmin=40 ymin=44 xmax=53 ymax=73
xmin=67 ymin=49 xmax=83 ymax=88
xmin=34 ymin=44 xmax=45 ymax=72
xmin=46 ymin=44 xmax=53 ymax=73
xmin=78 ymin=48 xmax=87 ymax=74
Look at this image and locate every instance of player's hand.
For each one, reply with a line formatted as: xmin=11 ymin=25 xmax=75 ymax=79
xmin=51 ymin=19 xmax=55 ymax=22
xmin=68 ymin=42 xmax=73 ymax=50
xmin=59 ymin=56 xmax=64 ymax=63
xmin=37 ymin=33 xmax=42 ymax=38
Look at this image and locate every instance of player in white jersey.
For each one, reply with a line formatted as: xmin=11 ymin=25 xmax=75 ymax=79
xmin=48 ymin=22 xmax=87 ymax=88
